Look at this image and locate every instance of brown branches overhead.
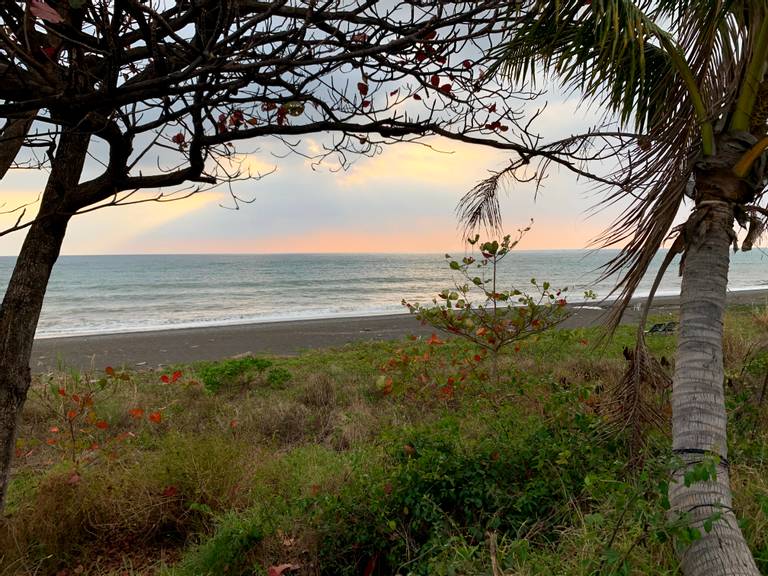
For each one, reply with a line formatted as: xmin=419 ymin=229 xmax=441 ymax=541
xmin=0 ymin=0 xmax=627 ymax=237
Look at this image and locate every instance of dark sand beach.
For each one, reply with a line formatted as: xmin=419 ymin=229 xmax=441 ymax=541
xmin=30 ymin=288 xmax=768 ymax=371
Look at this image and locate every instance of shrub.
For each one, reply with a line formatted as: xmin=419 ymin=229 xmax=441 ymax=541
xmin=196 ymin=357 xmax=273 ymax=393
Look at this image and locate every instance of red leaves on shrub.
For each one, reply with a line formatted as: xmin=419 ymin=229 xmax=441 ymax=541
xmin=427 ymin=333 xmax=444 ymax=346
xmin=49 ymin=426 xmax=60 ymax=433
xmin=149 ymin=411 xmax=162 ymax=424
xmin=95 ymin=420 xmax=109 ymax=430
xmin=430 ymin=74 xmax=440 ymax=87
xmin=105 ymin=366 xmax=115 ymax=377
xmin=412 ymin=93 xmax=422 ymax=101
xmin=161 ymin=370 xmax=182 ymax=383
xmin=229 ymin=419 xmax=239 ymax=429
xmin=58 ymin=387 xmax=66 ymax=396
xmin=162 ymin=485 xmax=178 ymax=497
xmin=357 ymin=82 xmax=369 ymax=96
xmin=66 ymin=409 xmax=77 ymax=421
xmin=268 ymin=564 xmax=299 ymax=576
xmin=439 ymin=83 xmax=452 ymax=94
xmin=463 ymin=59 xmax=473 ymax=69
xmin=128 ymin=408 xmax=144 ymax=419
xmin=361 ymin=99 xmax=371 ymax=108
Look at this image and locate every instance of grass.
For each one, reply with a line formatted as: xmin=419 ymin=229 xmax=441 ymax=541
xmin=1 ymin=308 xmax=767 ymax=575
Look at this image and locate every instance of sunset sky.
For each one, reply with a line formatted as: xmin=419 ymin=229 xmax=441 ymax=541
xmin=0 ymin=97 xmax=630 ymax=256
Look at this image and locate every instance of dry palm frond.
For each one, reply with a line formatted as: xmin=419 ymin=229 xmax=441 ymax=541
xmin=602 ymin=230 xmax=682 ymax=449
xmin=601 ymin=338 xmax=670 ymax=454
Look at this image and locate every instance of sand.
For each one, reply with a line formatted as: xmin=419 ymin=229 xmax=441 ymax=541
xmin=29 ymin=288 xmax=768 ymax=371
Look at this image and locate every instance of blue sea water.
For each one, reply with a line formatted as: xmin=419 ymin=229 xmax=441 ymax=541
xmin=0 ymin=250 xmax=767 ymax=338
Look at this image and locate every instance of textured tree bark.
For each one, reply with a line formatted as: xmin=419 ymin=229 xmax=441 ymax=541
xmin=0 ymin=129 xmax=89 ymax=508
xmin=670 ymin=200 xmax=760 ymax=575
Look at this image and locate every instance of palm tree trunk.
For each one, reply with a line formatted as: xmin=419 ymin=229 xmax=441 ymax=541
xmin=670 ymin=200 xmax=760 ymax=575
xmin=0 ymin=129 xmax=89 ymax=508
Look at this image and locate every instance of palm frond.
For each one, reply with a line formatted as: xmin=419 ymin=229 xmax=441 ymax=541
xmin=496 ymin=0 xmax=680 ymax=131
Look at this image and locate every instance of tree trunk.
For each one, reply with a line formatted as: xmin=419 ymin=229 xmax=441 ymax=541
xmin=0 ymin=129 xmax=89 ymax=508
xmin=670 ymin=200 xmax=760 ymax=575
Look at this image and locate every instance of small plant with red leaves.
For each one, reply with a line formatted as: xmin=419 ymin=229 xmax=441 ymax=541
xmin=29 ymin=366 xmax=169 ymax=468
xmin=403 ymin=225 xmax=585 ymax=384
xmin=376 ymin=335 xmax=487 ymax=402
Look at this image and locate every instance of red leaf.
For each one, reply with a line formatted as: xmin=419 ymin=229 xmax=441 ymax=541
xmin=421 ymin=31 xmax=437 ymax=41
xmin=462 ymin=59 xmax=473 ymax=69
xmin=30 ymin=0 xmax=64 ymax=24
xmin=439 ymin=83 xmax=452 ymax=94
xmin=42 ymin=46 xmax=56 ymax=58
xmin=162 ymin=485 xmax=178 ymax=498
xmin=128 ymin=408 xmax=144 ymax=419
xmin=412 ymin=93 xmax=422 ymax=101
xmin=415 ymin=51 xmax=427 ymax=62
xmin=71 ymin=394 xmax=80 ymax=404
xmin=357 ymin=82 xmax=369 ymax=96
xmin=268 ymin=564 xmax=298 ymax=576
xmin=66 ymin=409 xmax=77 ymax=421
xmin=361 ymin=99 xmax=371 ymax=108
xmin=49 ymin=426 xmax=60 ymax=433
xmin=172 ymin=370 xmax=182 ymax=382
xmin=363 ymin=555 xmax=378 ymax=576
xmin=171 ymin=132 xmax=185 ymax=145
xmin=58 ymin=387 xmax=67 ymax=397
xmin=105 ymin=366 xmax=115 ymax=377
xmin=430 ymin=74 xmax=440 ymax=87
xmin=351 ymin=32 xmax=368 ymax=43
xmin=427 ymin=333 xmax=444 ymax=346
xmin=46 ymin=438 xmax=57 ymax=446
xmin=488 ymin=103 xmax=497 ymax=113
xmin=149 ymin=411 xmax=162 ymax=424
xmin=389 ymin=89 xmax=399 ymax=96
xmin=95 ymin=420 xmax=109 ymax=430
xmin=229 ymin=418 xmax=239 ymax=429
xmin=436 ymin=55 xmax=447 ymax=64
xmin=160 ymin=374 xmax=170 ymax=383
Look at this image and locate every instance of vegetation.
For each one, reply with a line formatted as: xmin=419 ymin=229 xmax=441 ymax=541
xmin=2 ymin=306 xmax=768 ymax=575
xmin=457 ymin=3 xmax=768 ymax=572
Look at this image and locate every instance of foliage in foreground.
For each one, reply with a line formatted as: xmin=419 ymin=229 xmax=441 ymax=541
xmin=1 ymin=308 xmax=768 ymax=575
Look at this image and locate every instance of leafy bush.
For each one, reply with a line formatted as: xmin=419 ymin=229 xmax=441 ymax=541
xmin=266 ymin=367 xmax=292 ymax=389
xmin=196 ymin=357 xmax=273 ymax=392
xmin=315 ymin=399 xmax=615 ymax=575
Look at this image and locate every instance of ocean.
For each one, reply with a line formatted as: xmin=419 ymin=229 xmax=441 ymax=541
xmin=0 ymin=250 xmax=767 ymax=338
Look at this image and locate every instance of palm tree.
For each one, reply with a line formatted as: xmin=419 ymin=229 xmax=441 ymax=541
xmin=461 ymin=1 xmax=768 ymax=574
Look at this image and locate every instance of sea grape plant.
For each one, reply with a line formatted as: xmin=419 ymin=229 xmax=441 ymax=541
xmin=402 ymin=228 xmax=574 ymax=382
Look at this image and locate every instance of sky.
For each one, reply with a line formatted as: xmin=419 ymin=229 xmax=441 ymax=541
xmin=0 ymin=98 xmax=626 ymax=256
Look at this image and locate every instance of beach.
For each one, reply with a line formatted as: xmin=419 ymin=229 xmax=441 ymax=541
xmin=29 ymin=288 xmax=768 ymax=371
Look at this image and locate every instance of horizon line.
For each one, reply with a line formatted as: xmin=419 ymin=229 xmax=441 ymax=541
xmin=0 ymin=247 xmax=699 ymax=258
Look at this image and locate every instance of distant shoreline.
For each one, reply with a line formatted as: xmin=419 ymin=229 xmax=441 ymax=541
xmin=29 ymin=287 xmax=768 ymax=372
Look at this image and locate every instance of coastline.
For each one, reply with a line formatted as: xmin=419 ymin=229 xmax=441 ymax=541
xmin=30 ymin=287 xmax=768 ymax=371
